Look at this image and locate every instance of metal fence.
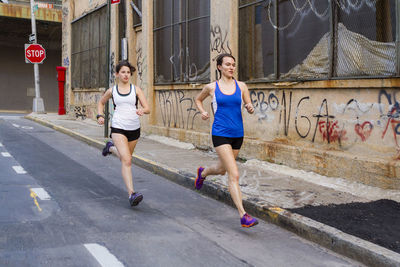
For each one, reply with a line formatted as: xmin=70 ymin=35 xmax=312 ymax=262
xmin=239 ymin=0 xmax=399 ymax=82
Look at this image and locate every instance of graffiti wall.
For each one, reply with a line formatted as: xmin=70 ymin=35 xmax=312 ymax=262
xmin=71 ymin=91 xmax=103 ymax=120
xmin=155 ymin=89 xmax=206 ymax=131
xmin=153 ymin=87 xmax=400 ymax=159
xmin=246 ymin=88 xmax=400 ymax=154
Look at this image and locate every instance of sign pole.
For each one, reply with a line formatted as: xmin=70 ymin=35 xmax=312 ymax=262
xmin=104 ymin=0 xmax=111 ymax=137
xmin=30 ymin=0 xmax=45 ymax=113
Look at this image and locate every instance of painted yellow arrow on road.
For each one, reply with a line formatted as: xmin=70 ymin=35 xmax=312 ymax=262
xmin=30 ymin=189 xmax=42 ymax=212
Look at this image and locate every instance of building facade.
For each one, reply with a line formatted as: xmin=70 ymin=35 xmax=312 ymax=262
xmin=62 ymin=0 xmax=400 ymax=189
xmin=0 ymin=0 xmax=62 ymax=112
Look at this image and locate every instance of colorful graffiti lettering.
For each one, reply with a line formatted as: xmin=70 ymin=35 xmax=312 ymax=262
xmin=318 ymin=120 xmax=347 ymax=143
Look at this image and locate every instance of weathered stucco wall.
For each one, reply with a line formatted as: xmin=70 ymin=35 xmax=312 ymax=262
xmin=72 ymin=0 xmax=105 ymax=19
xmin=147 ymin=83 xmax=400 ymax=189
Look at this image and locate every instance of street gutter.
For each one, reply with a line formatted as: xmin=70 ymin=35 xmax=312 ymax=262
xmin=26 ymin=114 xmax=400 ymax=267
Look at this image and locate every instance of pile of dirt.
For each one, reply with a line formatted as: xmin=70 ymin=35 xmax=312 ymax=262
xmin=289 ymin=199 xmax=400 ymax=253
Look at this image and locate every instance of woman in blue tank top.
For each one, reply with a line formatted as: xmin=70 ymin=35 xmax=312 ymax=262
xmin=194 ymin=54 xmax=258 ymax=228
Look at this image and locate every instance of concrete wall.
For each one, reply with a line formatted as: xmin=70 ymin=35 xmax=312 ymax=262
xmin=146 ymin=80 xmax=400 ymax=189
xmin=0 ymin=45 xmax=60 ymax=112
xmin=0 ymin=10 xmax=61 ymax=112
xmin=62 ymin=0 xmax=400 ymax=189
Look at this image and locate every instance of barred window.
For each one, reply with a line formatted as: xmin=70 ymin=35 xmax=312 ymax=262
xmin=153 ymin=0 xmax=210 ymax=84
xmin=132 ymin=0 xmax=142 ymax=27
xmin=71 ymin=5 xmax=107 ymax=89
xmin=239 ymin=0 xmax=399 ymax=82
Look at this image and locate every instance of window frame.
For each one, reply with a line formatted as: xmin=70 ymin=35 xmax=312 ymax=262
xmin=71 ymin=4 xmax=108 ymax=89
xmin=153 ymin=0 xmax=210 ymax=85
xmin=238 ymin=0 xmax=400 ymax=83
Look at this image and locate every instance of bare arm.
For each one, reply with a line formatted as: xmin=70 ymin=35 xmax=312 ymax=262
xmin=135 ymin=86 xmax=150 ymax=116
xmin=195 ymin=83 xmax=213 ymax=120
xmin=97 ymin=88 xmax=112 ymax=125
xmin=239 ymin=81 xmax=254 ymax=114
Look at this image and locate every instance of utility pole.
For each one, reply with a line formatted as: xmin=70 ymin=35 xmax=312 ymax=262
xmin=30 ymin=0 xmax=45 ymax=113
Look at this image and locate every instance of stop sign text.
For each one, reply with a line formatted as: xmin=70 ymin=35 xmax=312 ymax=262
xmin=25 ymin=44 xmax=46 ymax=64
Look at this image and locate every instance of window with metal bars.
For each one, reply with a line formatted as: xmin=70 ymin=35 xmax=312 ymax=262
xmin=131 ymin=0 xmax=142 ymax=27
xmin=71 ymin=5 xmax=108 ymax=89
xmin=239 ymin=0 xmax=399 ymax=82
xmin=153 ymin=0 xmax=210 ymax=84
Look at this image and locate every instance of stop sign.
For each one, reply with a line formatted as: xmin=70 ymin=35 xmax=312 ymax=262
xmin=111 ymin=0 xmax=120 ymax=4
xmin=25 ymin=44 xmax=46 ymax=64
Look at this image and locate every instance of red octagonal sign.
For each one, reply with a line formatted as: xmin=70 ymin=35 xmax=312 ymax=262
xmin=25 ymin=44 xmax=46 ymax=64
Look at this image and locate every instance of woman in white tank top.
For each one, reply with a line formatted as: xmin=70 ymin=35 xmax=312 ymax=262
xmin=97 ymin=61 xmax=150 ymax=207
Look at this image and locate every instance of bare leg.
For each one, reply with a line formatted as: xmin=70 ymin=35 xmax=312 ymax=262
xmin=201 ymin=159 xmax=226 ymax=177
xmin=214 ymin=145 xmax=246 ymax=218
xmin=111 ymin=133 xmax=138 ymax=196
xmin=109 ymin=145 xmax=120 ymax=158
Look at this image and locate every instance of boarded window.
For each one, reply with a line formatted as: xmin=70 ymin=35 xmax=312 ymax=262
xmin=71 ymin=6 xmax=107 ymax=89
xmin=153 ymin=0 xmax=210 ymax=84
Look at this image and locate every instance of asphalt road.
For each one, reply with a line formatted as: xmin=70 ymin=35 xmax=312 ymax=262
xmin=0 ymin=114 xmax=362 ymax=267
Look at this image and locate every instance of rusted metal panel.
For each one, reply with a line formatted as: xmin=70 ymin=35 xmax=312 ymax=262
xmin=0 ymin=3 xmax=61 ymax=22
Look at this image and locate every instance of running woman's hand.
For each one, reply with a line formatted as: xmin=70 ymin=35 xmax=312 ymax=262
xmin=201 ymin=111 xmax=210 ymax=120
xmin=97 ymin=116 xmax=105 ymax=125
xmin=245 ymin=103 xmax=254 ymax=114
xmin=136 ymin=108 xmax=144 ymax=116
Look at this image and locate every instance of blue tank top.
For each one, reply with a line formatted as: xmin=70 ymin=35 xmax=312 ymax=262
xmin=212 ymin=80 xmax=244 ymax=137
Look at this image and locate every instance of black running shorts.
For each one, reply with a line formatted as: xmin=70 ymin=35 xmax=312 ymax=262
xmin=212 ymin=135 xmax=243 ymax=150
xmin=110 ymin=127 xmax=140 ymax=142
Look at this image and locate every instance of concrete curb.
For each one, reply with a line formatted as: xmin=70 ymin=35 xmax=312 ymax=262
xmin=25 ymin=115 xmax=400 ymax=267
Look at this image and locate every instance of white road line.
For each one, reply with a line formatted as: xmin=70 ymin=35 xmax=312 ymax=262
xmin=12 ymin=123 xmax=20 ymax=128
xmin=1 ymin=152 xmax=11 ymax=157
xmin=0 ymin=142 xmax=3 ymax=147
xmin=12 ymin=166 xmax=27 ymax=174
xmin=30 ymin=188 xmax=51 ymax=200
xmin=0 ymin=116 xmax=21 ymax=120
xmin=84 ymin=243 xmax=124 ymax=267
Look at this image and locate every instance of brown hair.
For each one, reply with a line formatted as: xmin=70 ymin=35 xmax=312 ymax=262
xmin=116 ymin=60 xmax=136 ymax=74
xmin=216 ymin=53 xmax=235 ymax=79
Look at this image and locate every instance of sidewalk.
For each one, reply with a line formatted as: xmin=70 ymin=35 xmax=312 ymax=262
xmin=26 ymin=112 xmax=400 ymax=266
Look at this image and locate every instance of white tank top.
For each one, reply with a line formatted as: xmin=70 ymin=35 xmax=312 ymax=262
xmin=111 ymin=84 xmax=140 ymax=130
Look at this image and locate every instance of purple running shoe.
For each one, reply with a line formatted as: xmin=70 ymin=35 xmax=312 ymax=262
xmin=240 ymin=213 xmax=258 ymax=228
xmin=129 ymin=192 xmax=143 ymax=206
xmin=102 ymin=141 xmax=114 ymax=156
xmin=194 ymin=167 xmax=205 ymax=190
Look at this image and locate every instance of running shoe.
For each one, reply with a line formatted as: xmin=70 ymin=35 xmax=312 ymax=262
xmin=102 ymin=141 xmax=114 ymax=156
xmin=240 ymin=213 xmax=258 ymax=228
xmin=129 ymin=192 xmax=143 ymax=206
xmin=194 ymin=167 xmax=205 ymax=190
